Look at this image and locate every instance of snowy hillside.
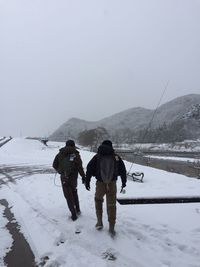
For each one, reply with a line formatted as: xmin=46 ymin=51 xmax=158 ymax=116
xmin=49 ymin=94 xmax=200 ymax=141
xmin=151 ymin=94 xmax=200 ymax=127
xmin=0 ymin=138 xmax=200 ymax=267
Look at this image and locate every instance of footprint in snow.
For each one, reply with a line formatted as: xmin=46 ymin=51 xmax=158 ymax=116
xmin=101 ymin=248 xmax=117 ymax=261
xmin=54 ymin=232 xmax=66 ymax=246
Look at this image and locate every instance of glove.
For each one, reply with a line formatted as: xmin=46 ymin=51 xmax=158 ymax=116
xmin=82 ymin=176 xmax=86 ymax=184
xmin=122 ymin=182 xmax=126 ymax=188
xmin=85 ymin=181 xmax=90 ymax=191
xmin=120 ymin=183 xmax=126 ymax=193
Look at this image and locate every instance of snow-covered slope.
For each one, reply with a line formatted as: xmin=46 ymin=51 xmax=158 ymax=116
xmin=49 ymin=94 xmax=200 ymax=141
xmin=151 ymin=94 xmax=200 ymax=126
xmin=0 ymin=138 xmax=200 ymax=267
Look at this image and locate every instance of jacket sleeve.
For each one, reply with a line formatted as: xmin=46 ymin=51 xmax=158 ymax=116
xmin=52 ymin=154 xmax=59 ymax=172
xmin=86 ymin=155 xmax=97 ymax=183
xmin=118 ymin=156 xmax=127 ymax=186
xmin=75 ymin=153 xmax=86 ymax=178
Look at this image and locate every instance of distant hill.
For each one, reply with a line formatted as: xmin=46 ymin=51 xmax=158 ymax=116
xmin=49 ymin=94 xmax=200 ymax=143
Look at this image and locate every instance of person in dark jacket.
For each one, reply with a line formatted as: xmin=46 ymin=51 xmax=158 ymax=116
xmin=85 ymin=140 xmax=127 ymax=236
xmin=53 ymin=140 xmax=85 ymax=221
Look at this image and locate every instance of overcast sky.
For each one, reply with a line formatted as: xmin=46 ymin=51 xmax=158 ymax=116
xmin=0 ymin=0 xmax=200 ymax=137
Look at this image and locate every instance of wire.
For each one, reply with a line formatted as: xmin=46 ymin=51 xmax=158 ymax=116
xmin=53 ymin=172 xmax=62 ymax=187
xmin=128 ymin=80 xmax=169 ymax=174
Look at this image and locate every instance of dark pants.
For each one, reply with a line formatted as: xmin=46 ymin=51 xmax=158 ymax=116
xmin=61 ymin=176 xmax=80 ymax=215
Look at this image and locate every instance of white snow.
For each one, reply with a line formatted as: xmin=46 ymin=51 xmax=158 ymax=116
xmin=0 ymin=138 xmax=200 ymax=267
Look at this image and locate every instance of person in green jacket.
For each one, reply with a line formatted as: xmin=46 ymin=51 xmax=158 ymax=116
xmin=53 ymin=140 xmax=85 ymax=221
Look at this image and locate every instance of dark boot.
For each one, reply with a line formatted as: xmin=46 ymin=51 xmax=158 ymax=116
xmin=96 ymin=222 xmax=103 ymax=230
xmin=71 ymin=213 xmax=78 ymax=221
xmin=95 ymin=217 xmax=103 ymax=230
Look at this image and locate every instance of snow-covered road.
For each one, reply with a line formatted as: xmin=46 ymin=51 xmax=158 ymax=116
xmin=0 ymin=138 xmax=200 ymax=267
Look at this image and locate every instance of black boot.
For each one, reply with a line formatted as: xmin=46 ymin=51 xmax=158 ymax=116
xmin=71 ymin=213 xmax=77 ymax=221
xmin=109 ymin=223 xmax=116 ymax=237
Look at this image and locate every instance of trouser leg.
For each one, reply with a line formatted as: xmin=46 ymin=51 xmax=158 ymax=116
xmin=70 ymin=178 xmax=80 ymax=212
xmin=95 ymin=181 xmax=106 ymax=227
xmin=72 ymin=188 xmax=80 ymax=212
xmin=106 ymin=181 xmax=117 ymax=231
xmin=61 ymin=179 xmax=76 ymax=215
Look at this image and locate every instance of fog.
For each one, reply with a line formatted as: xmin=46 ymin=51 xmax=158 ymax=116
xmin=1 ymin=0 xmax=200 ymax=137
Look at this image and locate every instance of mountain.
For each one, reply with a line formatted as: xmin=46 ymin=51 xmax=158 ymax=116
xmin=49 ymin=94 xmax=200 ymax=142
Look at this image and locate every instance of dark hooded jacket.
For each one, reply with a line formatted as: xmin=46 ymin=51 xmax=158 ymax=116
xmin=86 ymin=144 xmax=127 ymax=186
xmin=52 ymin=146 xmax=85 ymax=179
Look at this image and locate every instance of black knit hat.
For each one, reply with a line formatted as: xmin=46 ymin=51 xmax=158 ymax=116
xmin=102 ymin=140 xmax=113 ymax=147
xmin=66 ymin=139 xmax=75 ymax=147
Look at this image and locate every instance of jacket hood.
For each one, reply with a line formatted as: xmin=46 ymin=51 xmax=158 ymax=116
xmin=97 ymin=144 xmax=114 ymax=155
xmin=59 ymin=146 xmax=78 ymax=155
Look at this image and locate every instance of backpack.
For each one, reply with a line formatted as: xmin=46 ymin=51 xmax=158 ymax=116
xmin=99 ymin=155 xmax=115 ymax=184
xmin=59 ymin=153 xmax=76 ymax=177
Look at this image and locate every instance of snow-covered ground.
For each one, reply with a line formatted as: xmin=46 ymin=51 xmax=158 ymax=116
xmin=117 ymin=140 xmax=200 ymax=152
xmin=0 ymin=138 xmax=200 ymax=267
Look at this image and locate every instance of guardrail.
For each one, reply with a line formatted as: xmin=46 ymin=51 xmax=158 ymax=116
xmin=0 ymin=137 xmax=12 ymax=148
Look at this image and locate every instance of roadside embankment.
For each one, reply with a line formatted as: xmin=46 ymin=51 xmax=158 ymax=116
xmin=118 ymin=152 xmax=200 ymax=178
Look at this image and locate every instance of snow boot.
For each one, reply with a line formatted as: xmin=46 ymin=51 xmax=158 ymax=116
xmin=95 ymin=213 xmax=103 ymax=230
xmin=71 ymin=213 xmax=78 ymax=221
xmin=95 ymin=221 xmax=103 ymax=230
